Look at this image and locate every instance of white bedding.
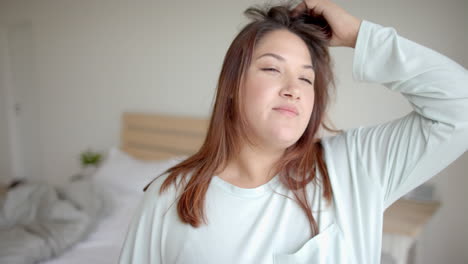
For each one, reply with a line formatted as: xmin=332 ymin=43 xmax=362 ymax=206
xmin=40 ymin=147 xmax=186 ymax=264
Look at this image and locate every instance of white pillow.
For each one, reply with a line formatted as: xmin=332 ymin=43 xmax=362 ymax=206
xmin=93 ymin=146 xmax=187 ymax=195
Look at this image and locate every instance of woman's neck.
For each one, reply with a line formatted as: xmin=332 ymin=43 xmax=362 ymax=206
xmin=217 ymin=143 xmax=284 ymax=188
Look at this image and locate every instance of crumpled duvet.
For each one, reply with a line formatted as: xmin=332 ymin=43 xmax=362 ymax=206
xmin=0 ymin=177 xmax=111 ymax=264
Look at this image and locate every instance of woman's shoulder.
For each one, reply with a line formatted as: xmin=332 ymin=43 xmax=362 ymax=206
xmin=320 ymin=127 xmax=361 ymax=153
xmin=142 ymin=171 xmax=191 ymax=209
xmin=318 ymin=127 xmax=366 ymax=183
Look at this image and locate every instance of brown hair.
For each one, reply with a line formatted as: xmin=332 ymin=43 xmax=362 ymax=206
xmin=144 ymin=2 xmax=343 ymax=239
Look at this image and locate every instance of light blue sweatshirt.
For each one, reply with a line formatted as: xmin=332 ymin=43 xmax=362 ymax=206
xmin=119 ymin=20 xmax=468 ymax=263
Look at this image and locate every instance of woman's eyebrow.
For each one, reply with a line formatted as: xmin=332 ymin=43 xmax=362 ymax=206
xmin=255 ymin=52 xmax=314 ymax=71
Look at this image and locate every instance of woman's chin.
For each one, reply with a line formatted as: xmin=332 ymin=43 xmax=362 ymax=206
xmin=267 ymin=133 xmax=300 ymax=149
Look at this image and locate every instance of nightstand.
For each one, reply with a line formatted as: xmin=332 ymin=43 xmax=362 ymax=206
xmin=382 ymin=198 xmax=441 ymax=264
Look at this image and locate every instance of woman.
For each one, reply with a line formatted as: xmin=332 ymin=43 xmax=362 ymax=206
xmin=119 ymin=0 xmax=468 ymax=263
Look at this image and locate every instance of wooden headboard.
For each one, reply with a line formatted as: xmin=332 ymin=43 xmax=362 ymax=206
xmin=120 ymin=112 xmax=209 ymax=161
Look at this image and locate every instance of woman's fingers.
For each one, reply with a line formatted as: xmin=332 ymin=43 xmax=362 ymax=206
xmin=290 ymin=0 xmax=362 ymax=47
xmin=291 ymin=0 xmax=328 ymax=17
xmin=290 ymin=2 xmax=307 ymax=17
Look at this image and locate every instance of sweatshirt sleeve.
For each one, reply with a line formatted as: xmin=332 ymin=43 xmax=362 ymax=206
xmin=118 ymin=181 xmax=163 ymax=264
xmin=351 ymin=20 xmax=468 ymax=210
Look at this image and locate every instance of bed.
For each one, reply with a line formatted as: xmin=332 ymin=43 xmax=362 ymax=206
xmin=38 ymin=112 xmax=209 ymax=264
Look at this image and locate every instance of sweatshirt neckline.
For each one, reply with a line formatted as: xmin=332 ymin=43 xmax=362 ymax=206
xmin=211 ymin=174 xmax=281 ymax=198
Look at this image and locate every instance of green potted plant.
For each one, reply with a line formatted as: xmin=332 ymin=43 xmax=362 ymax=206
xmin=79 ymin=149 xmax=103 ymax=177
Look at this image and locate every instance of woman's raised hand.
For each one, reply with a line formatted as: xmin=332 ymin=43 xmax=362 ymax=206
xmin=291 ymin=0 xmax=362 ymax=48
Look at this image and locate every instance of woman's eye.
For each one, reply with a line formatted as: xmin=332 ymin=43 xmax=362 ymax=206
xmin=300 ymin=78 xmax=313 ymax=85
xmin=261 ymin=68 xmax=279 ymax=72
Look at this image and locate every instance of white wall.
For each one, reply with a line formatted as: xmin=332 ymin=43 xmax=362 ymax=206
xmin=0 ymin=0 xmax=466 ymax=263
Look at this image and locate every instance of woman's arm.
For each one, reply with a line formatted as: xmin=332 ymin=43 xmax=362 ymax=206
xmin=350 ymin=20 xmax=468 ymax=209
xmin=119 ymin=181 xmax=163 ymax=263
xmin=294 ymin=0 xmax=468 ymax=209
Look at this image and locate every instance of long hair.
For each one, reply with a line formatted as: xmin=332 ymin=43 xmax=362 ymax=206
xmin=143 ymin=2 xmax=343 ymax=239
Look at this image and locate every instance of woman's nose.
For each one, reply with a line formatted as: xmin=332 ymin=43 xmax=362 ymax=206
xmin=280 ymin=79 xmax=300 ymax=100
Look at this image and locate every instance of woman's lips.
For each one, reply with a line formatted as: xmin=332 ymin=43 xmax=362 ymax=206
xmin=273 ymin=107 xmax=298 ymax=117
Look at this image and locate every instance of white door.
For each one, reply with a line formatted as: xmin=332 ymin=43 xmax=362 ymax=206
xmin=0 ymin=25 xmax=19 ymax=183
xmin=0 ymin=22 xmax=42 ymax=182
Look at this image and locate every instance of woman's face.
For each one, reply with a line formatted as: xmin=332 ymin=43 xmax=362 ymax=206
xmin=240 ymin=29 xmax=315 ymax=151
